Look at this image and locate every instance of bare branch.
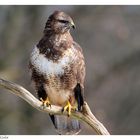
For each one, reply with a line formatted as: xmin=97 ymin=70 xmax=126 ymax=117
xmin=0 ymin=78 xmax=110 ymax=135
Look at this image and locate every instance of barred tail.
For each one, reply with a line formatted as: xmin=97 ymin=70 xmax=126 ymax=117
xmin=50 ymin=114 xmax=81 ymax=135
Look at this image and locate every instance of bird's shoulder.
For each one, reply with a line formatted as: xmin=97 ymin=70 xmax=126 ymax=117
xmin=72 ymin=41 xmax=83 ymax=53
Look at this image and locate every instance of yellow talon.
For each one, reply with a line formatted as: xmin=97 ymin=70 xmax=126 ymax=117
xmin=63 ymin=101 xmax=77 ymax=116
xmin=40 ymin=97 xmax=51 ymax=108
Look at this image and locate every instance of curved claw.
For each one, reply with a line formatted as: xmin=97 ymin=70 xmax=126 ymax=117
xmin=62 ymin=101 xmax=77 ymax=116
xmin=40 ymin=97 xmax=51 ymax=108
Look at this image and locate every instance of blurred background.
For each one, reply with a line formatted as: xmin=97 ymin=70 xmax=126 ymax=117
xmin=0 ymin=5 xmax=140 ymax=135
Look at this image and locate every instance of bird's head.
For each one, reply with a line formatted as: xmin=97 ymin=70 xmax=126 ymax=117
xmin=44 ymin=11 xmax=75 ymax=34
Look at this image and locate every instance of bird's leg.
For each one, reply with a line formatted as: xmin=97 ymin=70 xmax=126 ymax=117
xmin=62 ymin=101 xmax=77 ymax=116
xmin=40 ymin=97 xmax=51 ymax=108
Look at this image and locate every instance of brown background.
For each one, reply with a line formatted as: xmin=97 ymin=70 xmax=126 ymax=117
xmin=0 ymin=5 xmax=140 ymax=135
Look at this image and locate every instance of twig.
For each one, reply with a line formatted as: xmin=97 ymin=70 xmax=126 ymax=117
xmin=0 ymin=78 xmax=110 ymax=135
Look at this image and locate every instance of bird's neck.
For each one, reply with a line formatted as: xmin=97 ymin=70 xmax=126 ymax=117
xmin=37 ymin=31 xmax=74 ymax=62
xmin=45 ymin=31 xmax=73 ymax=45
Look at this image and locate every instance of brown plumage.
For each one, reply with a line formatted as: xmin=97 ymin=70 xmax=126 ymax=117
xmin=29 ymin=11 xmax=85 ymax=135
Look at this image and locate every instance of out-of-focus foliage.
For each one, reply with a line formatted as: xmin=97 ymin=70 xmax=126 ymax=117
xmin=0 ymin=5 xmax=140 ymax=135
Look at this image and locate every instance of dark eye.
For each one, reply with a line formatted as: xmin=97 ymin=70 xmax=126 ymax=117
xmin=57 ymin=20 xmax=69 ymax=24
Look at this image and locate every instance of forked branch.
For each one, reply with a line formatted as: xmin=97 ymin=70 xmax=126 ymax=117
xmin=0 ymin=78 xmax=110 ymax=135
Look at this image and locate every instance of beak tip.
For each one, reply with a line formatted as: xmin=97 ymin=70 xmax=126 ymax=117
xmin=70 ymin=21 xmax=76 ymax=29
xmin=72 ymin=25 xmax=76 ymax=29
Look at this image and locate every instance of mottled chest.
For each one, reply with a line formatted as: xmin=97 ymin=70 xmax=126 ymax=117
xmin=30 ymin=46 xmax=77 ymax=105
xmin=30 ymin=45 xmax=77 ymax=77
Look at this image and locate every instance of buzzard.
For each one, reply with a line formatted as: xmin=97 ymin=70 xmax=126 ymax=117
xmin=29 ymin=11 xmax=85 ymax=135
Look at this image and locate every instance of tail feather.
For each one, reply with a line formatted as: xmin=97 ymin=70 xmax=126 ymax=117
xmin=49 ymin=114 xmax=81 ymax=135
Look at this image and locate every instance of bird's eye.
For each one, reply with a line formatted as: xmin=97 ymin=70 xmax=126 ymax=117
xmin=57 ymin=20 xmax=69 ymax=24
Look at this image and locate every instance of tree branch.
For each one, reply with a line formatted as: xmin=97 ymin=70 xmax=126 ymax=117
xmin=0 ymin=78 xmax=110 ymax=135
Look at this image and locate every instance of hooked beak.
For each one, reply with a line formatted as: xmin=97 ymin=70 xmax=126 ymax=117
xmin=70 ymin=21 xmax=76 ymax=29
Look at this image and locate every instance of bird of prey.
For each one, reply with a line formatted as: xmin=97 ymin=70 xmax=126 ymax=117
xmin=29 ymin=11 xmax=85 ymax=135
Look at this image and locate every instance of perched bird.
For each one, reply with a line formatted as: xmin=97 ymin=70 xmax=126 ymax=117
xmin=29 ymin=11 xmax=85 ymax=135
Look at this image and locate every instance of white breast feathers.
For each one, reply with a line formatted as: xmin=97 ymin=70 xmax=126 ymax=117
xmin=30 ymin=46 xmax=76 ymax=76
